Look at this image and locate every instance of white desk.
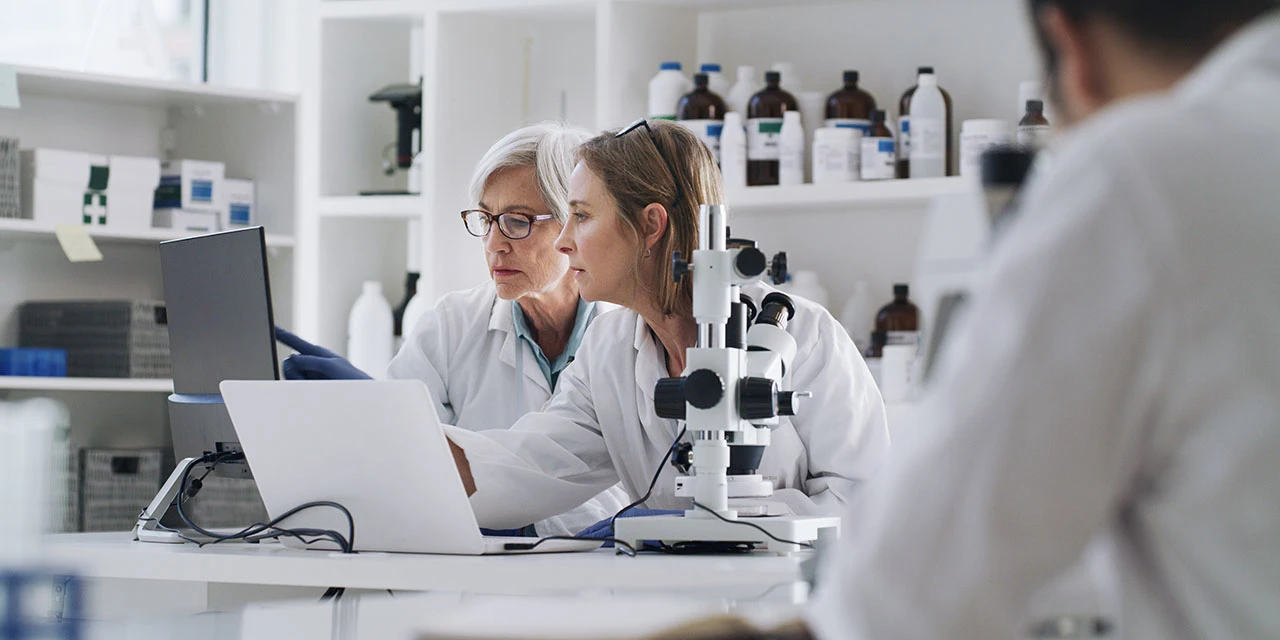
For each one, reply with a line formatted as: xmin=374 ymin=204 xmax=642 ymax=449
xmin=43 ymin=533 xmax=813 ymax=619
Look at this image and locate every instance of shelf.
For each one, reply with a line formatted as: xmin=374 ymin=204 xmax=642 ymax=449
xmin=318 ymin=195 xmax=426 ymax=219
xmin=0 ymin=219 xmax=295 ymax=248
xmin=0 ymin=377 xmax=173 ymax=393
xmin=725 ymin=177 xmax=972 ymax=214
xmin=9 ymin=65 xmax=298 ymax=110
xmin=319 ymin=1 xmax=431 ymax=20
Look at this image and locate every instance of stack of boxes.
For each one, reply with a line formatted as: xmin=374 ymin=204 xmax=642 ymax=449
xmin=0 ymin=137 xmax=19 ymax=219
xmin=152 ymin=159 xmax=255 ymax=231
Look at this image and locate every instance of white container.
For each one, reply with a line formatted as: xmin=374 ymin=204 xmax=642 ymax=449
xmin=0 ymin=399 xmax=62 ymax=563
xmin=908 ymin=74 xmax=947 ymax=179
xmin=104 ymin=155 xmax=161 ymax=231
xmin=959 ymin=119 xmax=1013 ymax=178
xmin=699 ymin=63 xmax=732 ymax=97
xmin=797 ymin=91 xmax=827 ymax=183
xmin=20 ymin=148 xmax=109 ymax=226
xmin=784 ymin=270 xmax=829 ymax=309
xmin=812 ymin=127 xmax=860 ymax=184
xmin=778 ymin=111 xmax=805 ymax=186
xmin=348 ymin=281 xmax=394 ymax=378
xmin=401 ymin=290 xmax=431 ymax=342
xmin=719 ymin=112 xmax=748 ymax=188
xmin=152 ymin=208 xmax=218 ymax=231
xmin=879 ymin=344 xmax=917 ymax=402
xmin=223 ymin=178 xmax=255 ymax=228
xmin=861 ymin=133 xmax=897 ymax=181
xmin=727 ymin=66 xmax=761 ymax=118
xmin=770 ymin=62 xmax=801 ymax=94
xmin=647 ymin=61 xmax=692 ymax=121
xmin=155 ymin=159 xmax=225 ymax=212
xmin=839 ymin=280 xmax=875 ymax=353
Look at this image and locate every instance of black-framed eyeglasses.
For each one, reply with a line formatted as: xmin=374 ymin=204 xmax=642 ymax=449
xmin=616 ymin=118 xmax=683 ymax=209
xmin=460 ymin=209 xmax=556 ymax=240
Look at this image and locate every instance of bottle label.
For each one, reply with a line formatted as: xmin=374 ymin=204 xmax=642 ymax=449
xmin=1017 ymin=125 xmax=1051 ymax=150
xmin=861 ymin=137 xmax=896 ymax=181
xmin=825 ymin=118 xmax=872 ymax=135
xmin=678 ymin=119 xmax=724 ymax=163
xmin=886 ymin=330 xmax=919 ymax=348
xmin=897 ymin=116 xmax=911 ymax=160
xmin=747 ymin=118 xmax=784 ymax=161
xmin=910 ymin=118 xmax=945 ymax=160
xmin=813 ymin=138 xmax=858 ymax=184
xmin=650 ymin=114 xmax=677 ymax=121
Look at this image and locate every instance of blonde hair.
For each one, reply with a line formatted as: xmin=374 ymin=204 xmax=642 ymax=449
xmin=576 ymin=121 xmax=725 ymax=316
xmin=468 ymin=121 xmax=593 ymax=223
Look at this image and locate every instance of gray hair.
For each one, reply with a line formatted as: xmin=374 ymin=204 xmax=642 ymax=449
xmin=468 ymin=121 xmax=593 ymax=224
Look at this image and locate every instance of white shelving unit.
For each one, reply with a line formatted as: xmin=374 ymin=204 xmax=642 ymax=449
xmin=0 ymin=64 xmax=300 ymax=459
xmin=298 ymin=0 xmax=1036 ymax=354
xmin=0 ymin=377 xmax=174 ymax=393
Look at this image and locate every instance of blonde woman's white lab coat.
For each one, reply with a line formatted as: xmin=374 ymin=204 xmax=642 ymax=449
xmin=445 ymin=281 xmax=891 ymax=529
xmin=808 ymin=13 xmax=1280 ymax=640
xmin=387 ymin=280 xmax=628 ymax=536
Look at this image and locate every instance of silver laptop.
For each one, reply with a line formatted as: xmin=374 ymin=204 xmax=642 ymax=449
xmin=220 ymin=379 xmax=599 ymax=555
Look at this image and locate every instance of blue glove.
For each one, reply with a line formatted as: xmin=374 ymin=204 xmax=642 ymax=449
xmin=575 ymin=508 xmax=682 ymax=540
xmin=274 ymin=327 xmax=372 ymax=380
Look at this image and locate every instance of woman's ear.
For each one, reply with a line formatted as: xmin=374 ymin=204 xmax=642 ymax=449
xmin=639 ymin=203 xmax=669 ymax=253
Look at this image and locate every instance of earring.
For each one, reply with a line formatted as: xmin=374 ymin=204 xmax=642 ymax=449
xmin=644 ymin=248 xmax=652 ymax=258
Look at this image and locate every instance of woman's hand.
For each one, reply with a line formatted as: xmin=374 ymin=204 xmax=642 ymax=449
xmin=449 ymin=438 xmax=476 ymax=496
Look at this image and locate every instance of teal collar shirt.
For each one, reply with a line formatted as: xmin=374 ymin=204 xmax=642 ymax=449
xmin=511 ymin=297 xmax=596 ymax=391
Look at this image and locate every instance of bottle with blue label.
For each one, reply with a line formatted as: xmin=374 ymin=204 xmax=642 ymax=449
xmin=861 ymin=110 xmax=897 ymax=181
xmin=825 ymin=70 xmax=877 ymax=135
xmin=897 ymin=66 xmax=954 ymax=178
xmin=678 ymin=73 xmax=728 ymax=164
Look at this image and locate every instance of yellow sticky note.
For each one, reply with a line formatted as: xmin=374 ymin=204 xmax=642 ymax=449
xmin=54 ymin=225 xmax=104 ymax=262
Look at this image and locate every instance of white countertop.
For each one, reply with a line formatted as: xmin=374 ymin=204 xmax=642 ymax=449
xmin=43 ymin=532 xmax=810 ymax=596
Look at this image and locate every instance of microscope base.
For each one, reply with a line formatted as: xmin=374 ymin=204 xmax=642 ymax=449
xmin=614 ymin=513 xmax=840 ymax=556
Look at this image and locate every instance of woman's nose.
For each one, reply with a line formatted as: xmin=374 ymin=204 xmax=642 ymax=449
xmin=554 ymin=225 xmax=573 ymax=254
xmin=484 ymin=226 xmax=511 ymax=253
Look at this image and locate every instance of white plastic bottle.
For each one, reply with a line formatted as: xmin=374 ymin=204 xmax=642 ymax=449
xmin=908 ymin=73 xmax=947 ymax=179
xmin=727 ymin=66 xmax=761 ymax=118
xmin=719 ymin=112 xmax=748 ymax=188
xmin=812 ymin=127 xmax=859 ymax=184
xmin=786 ymin=270 xmax=829 ymax=309
xmin=778 ymin=111 xmax=805 ymax=186
xmin=700 ymin=63 xmax=732 ymax=98
xmin=348 ymin=281 xmax=393 ymax=378
xmin=648 ymin=61 xmax=692 ymax=121
xmin=840 ymin=280 xmax=875 ymax=353
xmin=400 ymin=289 xmax=432 ymax=346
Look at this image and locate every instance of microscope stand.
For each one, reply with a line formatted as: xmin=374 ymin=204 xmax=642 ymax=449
xmin=614 ymin=513 xmax=840 ymax=555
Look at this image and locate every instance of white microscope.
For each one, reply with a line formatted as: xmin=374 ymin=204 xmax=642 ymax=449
xmin=613 ymin=204 xmax=841 ymax=554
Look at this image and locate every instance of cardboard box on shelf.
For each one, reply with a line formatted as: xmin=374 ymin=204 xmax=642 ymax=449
xmin=152 ymin=208 xmax=218 ymax=232
xmin=154 ymin=159 xmax=224 ymax=213
xmin=223 ymin=178 xmax=254 ymax=228
xmin=20 ymin=148 xmax=110 ymax=226
xmin=105 ymin=155 xmax=161 ymax=231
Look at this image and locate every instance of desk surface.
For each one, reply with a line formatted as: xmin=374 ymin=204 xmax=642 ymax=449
xmin=44 ymin=533 xmax=810 ymax=596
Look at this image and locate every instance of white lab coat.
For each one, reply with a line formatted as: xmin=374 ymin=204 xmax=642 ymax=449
xmin=387 ymin=280 xmax=629 ymax=536
xmin=445 ymin=281 xmax=890 ymax=529
xmin=808 ymin=13 xmax=1280 ymax=639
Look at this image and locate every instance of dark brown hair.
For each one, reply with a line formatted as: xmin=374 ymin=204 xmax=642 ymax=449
xmin=576 ymin=121 xmax=724 ymax=316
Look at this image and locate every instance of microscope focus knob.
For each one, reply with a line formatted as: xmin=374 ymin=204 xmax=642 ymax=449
xmin=654 ymin=378 xmax=687 ymax=419
xmin=769 ymin=252 xmax=788 ymax=286
xmin=684 ymin=369 xmax=724 ymax=410
xmin=734 ymin=247 xmax=767 ymax=278
xmin=671 ymin=251 xmax=690 ymax=283
xmin=777 ymin=390 xmax=812 ymax=417
xmin=738 ymin=377 xmax=779 ymax=420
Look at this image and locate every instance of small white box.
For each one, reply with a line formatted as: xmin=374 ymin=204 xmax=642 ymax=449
xmin=154 ymin=159 xmax=224 ymax=213
xmin=152 ymin=208 xmax=218 ymax=232
xmin=223 ymin=178 xmax=254 ymax=228
xmin=106 ymin=155 xmax=161 ymax=231
xmin=21 ymin=149 xmax=110 ymax=226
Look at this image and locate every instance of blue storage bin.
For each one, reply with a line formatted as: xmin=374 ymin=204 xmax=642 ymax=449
xmin=0 ymin=348 xmax=68 ymax=377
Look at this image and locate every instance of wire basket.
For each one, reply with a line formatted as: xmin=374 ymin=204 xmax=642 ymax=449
xmin=182 ymin=476 xmax=268 ymax=529
xmin=78 ymin=449 xmax=163 ymax=533
xmin=19 ymin=300 xmax=171 ymax=378
xmin=0 ymin=137 xmax=18 ymax=219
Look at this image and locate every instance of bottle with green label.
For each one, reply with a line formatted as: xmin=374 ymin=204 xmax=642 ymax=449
xmin=747 ymin=70 xmax=798 ymax=186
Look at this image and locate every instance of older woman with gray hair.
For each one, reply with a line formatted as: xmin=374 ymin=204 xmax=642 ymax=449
xmin=276 ymin=122 xmax=628 ymax=537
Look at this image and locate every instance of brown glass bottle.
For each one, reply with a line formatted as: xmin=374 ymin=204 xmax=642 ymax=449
xmin=825 ymin=70 xmax=877 ymax=133
xmin=864 ymin=331 xmax=886 ymax=359
xmin=678 ymin=73 xmax=727 ymax=120
xmin=746 ymin=70 xmax=799 ymax=186
xmin=1017 ymin=99 xmax=1052 ymax=151
xmin=896 ymin=66 xmax=954 ymax=179
xmin=874 ymin=284 xmax=920 ymax=347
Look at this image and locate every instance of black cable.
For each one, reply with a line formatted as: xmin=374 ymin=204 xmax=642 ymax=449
xmin=607 ymin=426 xmax=688 ymax=534
xmin=690 ymin=500 xmax=813 ymax=550
xmin=503 ymin=535 xmax=637 ymax=557
xmin=172 ymin=453 xmax=357 ymax=554
xmin=320 ymin=587 xmax=344 ymax=601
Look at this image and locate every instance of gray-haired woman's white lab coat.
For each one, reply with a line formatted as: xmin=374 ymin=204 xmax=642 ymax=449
xmin=808 ymin=13 xmax=1280 ymax=639
xmin=387 ymin=280 xmax=628 ymax=536
xmin=445 ymin=280 xmax=891 ymax=529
